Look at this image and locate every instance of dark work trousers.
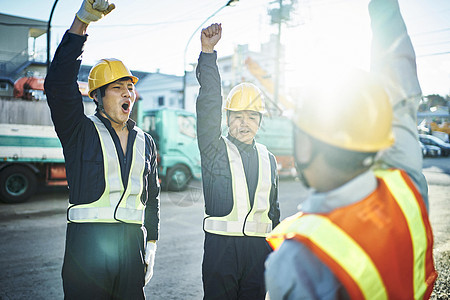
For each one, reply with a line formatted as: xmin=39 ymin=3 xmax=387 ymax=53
xmin=202 ymin=232 xmax=272 ymax=300
xmin=62 ymin=223 xmax=146 ymax=300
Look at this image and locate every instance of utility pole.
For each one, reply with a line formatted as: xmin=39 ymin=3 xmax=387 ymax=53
xmin=274 ymin=0 xmax=283 ymax=105
xmin=269 ymin=0 xmax=295 ymax=104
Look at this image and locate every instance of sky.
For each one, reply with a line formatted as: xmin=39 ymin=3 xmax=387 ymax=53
xmin=1 ymin=0 xmax=450 ymax=96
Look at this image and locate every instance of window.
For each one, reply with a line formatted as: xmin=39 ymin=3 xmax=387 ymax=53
xmin=158 ymin=96 xmax=164 ymax=106
xmin=143 ymin=115 xmax=159 ymax=147
xmin=142 ymin=115 xmax=156 ymax=133
xmin=178 ymin=115 xmax=196 ymax=138
xmin=0 ymin=82 xmax=9 ymax=91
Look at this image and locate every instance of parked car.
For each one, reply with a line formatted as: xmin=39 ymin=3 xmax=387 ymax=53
xmin=419 ymin=134 xmax=450 ymax=157
xmin=419 ymin=141 xmax=441 ymax=157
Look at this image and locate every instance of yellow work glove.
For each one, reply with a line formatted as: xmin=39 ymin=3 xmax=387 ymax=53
xmin=76 ymin=0 xmax=115 ymax=24
xmin=144 ymin=241 xmax=157 ymax=285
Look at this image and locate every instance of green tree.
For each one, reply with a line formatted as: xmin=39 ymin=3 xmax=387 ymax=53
xmin=425 ymin=94 xmax=447 ymax=107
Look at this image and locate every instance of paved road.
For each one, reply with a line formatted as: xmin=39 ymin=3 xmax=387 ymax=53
xmin=0 ymin=157 xmax=448 ymax=299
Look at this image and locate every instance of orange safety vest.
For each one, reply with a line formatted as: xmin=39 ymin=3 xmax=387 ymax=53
xmin=267 ymin=169 xmax=437 ymax=299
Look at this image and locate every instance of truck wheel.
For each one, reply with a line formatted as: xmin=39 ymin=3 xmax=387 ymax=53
xmin=0 ymin=165 xmax=37 ymax=203
xmin=166 ymin=165 xmax=191 ymax=192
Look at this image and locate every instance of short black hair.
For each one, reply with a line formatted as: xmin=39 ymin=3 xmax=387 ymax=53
xmin=93 ymin=77 xmax=134 ymax=111
xmin=94 ymin=77 xmax=134 ymax=100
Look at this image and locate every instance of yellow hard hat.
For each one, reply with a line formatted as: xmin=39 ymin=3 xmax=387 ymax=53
xmin=88 ymin=58 xmax=138 ymax=99
xmin=225 ymin=82 xmax=266 ymax=113
xmin=293 ymin=69 xmax=394 ymax=152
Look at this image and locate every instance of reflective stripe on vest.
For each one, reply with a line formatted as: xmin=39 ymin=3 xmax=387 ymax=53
xmin=374 ymin=169 xmax=435 ymax=299
xmin=67 ymin=115 xmax=146 ymax=224
xmin=203 ymin=137 xmax=272 ymax=237
xmin=266 ymin=169 xmax=436 ymax=299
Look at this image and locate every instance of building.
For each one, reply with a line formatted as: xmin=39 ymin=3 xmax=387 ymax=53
xmin=137 ymin=34 xmax=287 ymax=114
xmin=1 ymin=12 xmax=287 ymax=117
xmin=0 ymin=13 xmax=47 ymax=82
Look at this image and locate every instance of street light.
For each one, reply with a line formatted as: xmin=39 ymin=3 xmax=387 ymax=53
xmin=182 ymin=0 xmax=239 ymax=109
xmin=47 ymin=0 xmax=59 ymax=72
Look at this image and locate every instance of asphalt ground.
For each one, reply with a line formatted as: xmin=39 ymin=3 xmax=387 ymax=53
xmin=0 ymin=156 xmax=449 ymax=299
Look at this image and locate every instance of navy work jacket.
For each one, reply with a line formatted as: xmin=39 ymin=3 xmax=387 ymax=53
xmin=196 ymin=51 xmax=280 ymax=228
xmin=44 ymin=31 xmax=160 ymax=240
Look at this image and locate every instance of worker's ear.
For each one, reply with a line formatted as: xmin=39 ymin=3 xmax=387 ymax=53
xmin=92 ymin=90 xmax=98 ymax=102
xmin=91 ymin=92 xmax=100 ymax=112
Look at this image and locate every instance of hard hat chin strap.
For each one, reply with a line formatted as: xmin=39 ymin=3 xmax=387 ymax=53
xmin=293 ymin=130 xmax=318 ymax=189
xmin=96 ymin=88 xmax=125 ymax=127
xmin=294 ymin=162 xmax=311 ymax=189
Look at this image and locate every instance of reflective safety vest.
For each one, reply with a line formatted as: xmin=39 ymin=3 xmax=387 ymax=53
xmin=203 ymin=137 xmax=273 ymax=237
xmin=67 ymin=115 xmax=147 ymax=224
xmin=267 ymin=169 xmax=437 ymax=299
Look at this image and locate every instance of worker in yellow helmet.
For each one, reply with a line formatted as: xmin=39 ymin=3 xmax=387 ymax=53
xmin=264 ymin=0 xmax=437 ymax=299
xmin=44 ymin=1 xmax=159 ymax=298
xmin=196 ymin=23 xmax=280 ymax=300
xmin=87 ymin=58 xmax=138 ymax=126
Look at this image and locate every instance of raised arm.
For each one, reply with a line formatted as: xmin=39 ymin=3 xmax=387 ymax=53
xmin=72 ymin=0 xmax=115 ymax=35
xmin=201 ymin=23 xmax=222 ymax=53
xmin=44 ymin=0 xmax=115 ymax=145
xmin=196 ymin=24 xmax=224 ymax=153
xmin=369 ymin=0 xmax=429 ymax=207
xmin=68 ymin=17 xmax=88 ymax=36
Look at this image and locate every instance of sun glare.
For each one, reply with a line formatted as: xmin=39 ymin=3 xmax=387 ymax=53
xmin=284 ymin=1 xmax=371 ymax=91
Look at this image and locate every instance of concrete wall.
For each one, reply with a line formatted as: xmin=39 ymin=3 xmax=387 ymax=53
xmin=0 ymin=97 xmax=96 ymax=126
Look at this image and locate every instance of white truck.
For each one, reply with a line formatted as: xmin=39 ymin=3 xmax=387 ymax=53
xmin=0 ymin=77 xmax=94 ymax=203
xmin=0 ymin=121 xmax=66 ymax=203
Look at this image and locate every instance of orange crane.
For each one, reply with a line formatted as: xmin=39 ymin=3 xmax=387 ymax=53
xmin=13 ymin=76 xmax=90 ymax=100
xmin=244 ymin=56 xmax=297 ymax=178
xmin=244 ymin=57 xmax=295 ymax=111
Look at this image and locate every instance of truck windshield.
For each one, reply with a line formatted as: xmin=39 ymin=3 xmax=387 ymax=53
xmin=178 ymin=115 xmax=196 ymax=139
xmin=142 ymin=115 xmax=159 ymax=148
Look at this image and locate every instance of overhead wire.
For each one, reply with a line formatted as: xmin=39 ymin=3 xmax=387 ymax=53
xmin=417 ymin=51 xmax=450 ymax=58
xmin=5 ymin=0 xmax=450 ymax=77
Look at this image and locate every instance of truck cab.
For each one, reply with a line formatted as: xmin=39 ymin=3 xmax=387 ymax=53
xmin=141 ymin=108 xmax=201 ymax=191
xmin=256 ymin=115 xmax=296 ymax=177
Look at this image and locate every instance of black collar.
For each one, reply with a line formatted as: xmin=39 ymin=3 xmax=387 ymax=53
xmin=227 ymin=134 xmax=256 ymax=153
xmin=95 ymin=112 xmax=136 ymax=131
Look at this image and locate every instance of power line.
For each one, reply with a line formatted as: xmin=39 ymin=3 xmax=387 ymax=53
xmin=52 ymin=19 xmax=191 ymax=28
xmin=416 ymin=40 xmax=450 ymax=47
xmin=417 ymin=51 xmax=450 ymax=58
xmin=412 ymin=27 xmax=450 ymax=37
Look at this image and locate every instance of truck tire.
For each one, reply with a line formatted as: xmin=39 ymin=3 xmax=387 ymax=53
xmin=0 ymin=165 xmax=37 ymax=203
xmin=165 ymin=165 xmax=191 ymax=192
